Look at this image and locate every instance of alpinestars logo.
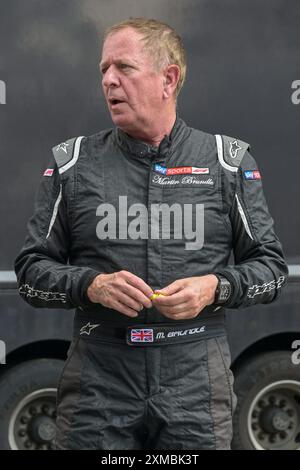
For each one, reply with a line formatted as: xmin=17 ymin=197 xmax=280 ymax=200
xmin=229 ymin=140 xmax=242 ymax=159
xmin=80 ymin=322 xmax=100 ymax=335
xmin=55 ymin=142 xmax=70 ymax=154
xmin=247 ymin=276 xmax=285 ymax=298
xmin=19 ymin=284 xmax=67 ymax=303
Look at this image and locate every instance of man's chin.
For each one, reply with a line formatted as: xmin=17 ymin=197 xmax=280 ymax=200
xmin=110 ymin=113 xmax=133 ymax=130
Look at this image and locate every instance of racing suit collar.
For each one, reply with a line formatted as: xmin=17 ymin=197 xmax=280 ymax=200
xmin=115 ymin=115 xmax=190 ymax=162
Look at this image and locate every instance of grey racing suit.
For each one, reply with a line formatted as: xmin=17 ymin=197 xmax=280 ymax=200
xmin=14 ymin=116 xmax=288 ymax=449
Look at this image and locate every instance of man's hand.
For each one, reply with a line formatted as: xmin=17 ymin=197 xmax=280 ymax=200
xmin=87 ymin=271 xmax=153 ymax=318
xmin=152 ymin=275 xmax=218 ymax=320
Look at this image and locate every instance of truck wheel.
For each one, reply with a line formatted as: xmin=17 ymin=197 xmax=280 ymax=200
xmin=0 ymin=359 xmax=64 ymax=450
xmin=232 ymin=351 xmax=300 ymax=450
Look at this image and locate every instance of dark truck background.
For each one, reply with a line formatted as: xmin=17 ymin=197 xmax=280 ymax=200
xmin=0 ymin=0 xmax=299 ymax=450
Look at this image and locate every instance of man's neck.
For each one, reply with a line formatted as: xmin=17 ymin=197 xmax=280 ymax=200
xmin=122 ymin=112 xmax=177 ymax=148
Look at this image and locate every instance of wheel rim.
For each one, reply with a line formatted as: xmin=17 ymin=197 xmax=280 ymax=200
xmin=8 ymin=388 xmax=57 ymax=450
xmin=247 ymin=380 xmax=300 ymax=450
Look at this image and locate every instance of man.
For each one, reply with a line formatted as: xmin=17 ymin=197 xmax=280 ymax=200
xmin=15 ymin=18 xmax=288 ymax=450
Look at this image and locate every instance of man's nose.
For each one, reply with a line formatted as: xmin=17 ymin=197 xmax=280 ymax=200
xmin=102 ymin=67 xmax=120 ymax=88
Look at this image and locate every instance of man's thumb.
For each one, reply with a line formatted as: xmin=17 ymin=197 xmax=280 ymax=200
xmin=155 ymin=281 xmax=179 ymax=296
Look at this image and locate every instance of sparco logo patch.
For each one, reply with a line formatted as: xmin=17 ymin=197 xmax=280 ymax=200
xmin=43 ymin=169 xmax=54 ymax=177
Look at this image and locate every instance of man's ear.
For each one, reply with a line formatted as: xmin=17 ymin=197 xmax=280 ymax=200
xmin=163 ymin=64 xmax=180 ymax=99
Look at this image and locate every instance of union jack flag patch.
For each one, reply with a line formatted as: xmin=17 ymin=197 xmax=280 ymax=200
xmin=130 ymin=329 xmax=154 ymax=343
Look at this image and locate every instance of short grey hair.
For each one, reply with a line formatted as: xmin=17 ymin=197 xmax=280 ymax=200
xmin=103 ymin=17 xmax=187 ymax=99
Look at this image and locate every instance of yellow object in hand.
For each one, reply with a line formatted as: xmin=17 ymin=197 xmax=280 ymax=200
xmin=150 ymin=293 xmax=165 ymax=300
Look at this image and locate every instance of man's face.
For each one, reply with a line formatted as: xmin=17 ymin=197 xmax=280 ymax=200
xmin=100 ymin=28 xmax=167 ymax=134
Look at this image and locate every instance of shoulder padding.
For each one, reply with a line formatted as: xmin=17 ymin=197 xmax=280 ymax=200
xmin=52 ymin=136 xmax=85 ymax=175
xmin=215 ymin=134 xmax=250 ymax=172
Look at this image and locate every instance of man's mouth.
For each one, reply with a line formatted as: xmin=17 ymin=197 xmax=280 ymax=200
xmin=109 ymin=99 xmax=125 ymax=106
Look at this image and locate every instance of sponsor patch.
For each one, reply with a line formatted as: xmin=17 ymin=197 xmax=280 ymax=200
xmin=130 ymin=329 xmax=153 ymax=343
xmin=154 ymin=165 xmax=209 ymax=175
xmin=43 ymin=168 xmax=54 ymax=177
xmin=154 ymin=164 xmax=167 ymax=175
xmin=244 ymin=170 xmax=261 ymax=180
xmin=191 ymin=167 xmax=209 ymax=174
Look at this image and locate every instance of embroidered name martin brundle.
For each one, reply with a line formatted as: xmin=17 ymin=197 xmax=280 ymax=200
xmin=154 ymin=164 xmax=209 ymax=175
xmin=244 ymin=170 xmax=261 ymax=180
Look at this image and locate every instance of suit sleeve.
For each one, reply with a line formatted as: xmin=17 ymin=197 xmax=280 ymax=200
xmin=216 ymin=151 xmax=288 ymax=308
xmin=14 ymin=159 xmax=100 ymax=309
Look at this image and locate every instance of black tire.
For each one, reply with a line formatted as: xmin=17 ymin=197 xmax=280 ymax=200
xmin=0 ymin=359 xmax=64 ymax=450
xmin=232 ymin=351 xmax=300 ymax=450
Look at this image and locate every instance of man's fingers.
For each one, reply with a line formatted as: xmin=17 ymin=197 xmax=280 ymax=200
xmin=155 ymin=280 xmax=183 ymax=296
xmin=162 ymin=309 xmax=200 ymax=320
xmin=119 ymin=283 xmax=152 ymax=308
xmin=113 ymin=300 xmax=139 ymax=318
xmin=117 ymin=292 xmax=144 ymax=313
xmin=161 ymin=302 xmax=207 ymax=320
xmin=156 ymin=302 xmax=190 ymax=315
xmin=152 ymin=289 xmax=189 ymax=306
xmin=120 ymin=271 xmax=153 ymax=298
